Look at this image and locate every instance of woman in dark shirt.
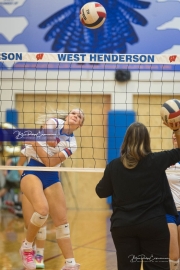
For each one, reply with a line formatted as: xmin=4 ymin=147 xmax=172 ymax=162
xmin=96 ymin=122 xmax=180 ymax=270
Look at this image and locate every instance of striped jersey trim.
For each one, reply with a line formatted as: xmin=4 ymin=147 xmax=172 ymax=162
xmin=63 ymin=148 xmax=72 ymax=157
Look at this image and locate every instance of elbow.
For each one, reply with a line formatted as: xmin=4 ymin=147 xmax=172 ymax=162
xmin=97 ymin=193 xmax=105 ymax=199
xmin=44 ymin=162 xmax=50 ymax=167
xmin=95 ymin=186 xmax=107 ymax=198
xmin=41 ymin=159 xmax=50 ymax=167
xmin=95 ymin=187 xmax=101 ymax=198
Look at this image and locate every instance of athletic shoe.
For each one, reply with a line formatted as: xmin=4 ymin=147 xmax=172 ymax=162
xmin=61 ymin=263 xmax=80 ymax=270
xmin=35 ymin=254 xmax=45 ymax=269
xmin=32 ymin=245 xmax=36 ymax=257
xmin=19 ymin=245 xmax=36 ymax=270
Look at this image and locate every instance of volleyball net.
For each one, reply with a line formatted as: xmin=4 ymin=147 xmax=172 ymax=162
xmin=0 ymin=53 xmax=180 ymax=176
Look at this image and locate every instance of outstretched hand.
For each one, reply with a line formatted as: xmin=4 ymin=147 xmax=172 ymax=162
xmin=163 ymin=121 xmax=180 ymax=131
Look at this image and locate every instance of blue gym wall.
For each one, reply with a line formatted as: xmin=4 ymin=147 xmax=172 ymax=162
xmin=5 ymin=109 xmax=18 ymax=127
xmin=107 ymin=110 xmax=136 ymax=204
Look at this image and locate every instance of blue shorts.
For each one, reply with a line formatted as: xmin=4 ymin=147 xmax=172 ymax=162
xmin=21 ymin=159 xmax=60 ymax=189
xmin=166 ymin=211 xmax=180 ymax=226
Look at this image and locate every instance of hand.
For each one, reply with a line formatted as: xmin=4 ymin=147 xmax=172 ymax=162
xmin=163 ymin=120 xmax=180 ymax=131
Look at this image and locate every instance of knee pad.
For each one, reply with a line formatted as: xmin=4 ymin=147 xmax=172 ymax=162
xmin=30 ymin=212 xmax=48 ymax=227
xmin=36 ymin=226 xmax=47 ymax=240
xmin=56 ymin=223 xmax=70 ymax=239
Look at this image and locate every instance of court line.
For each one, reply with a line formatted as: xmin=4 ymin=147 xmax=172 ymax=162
xmin=44 ymin=234 xmax=112 ymax=262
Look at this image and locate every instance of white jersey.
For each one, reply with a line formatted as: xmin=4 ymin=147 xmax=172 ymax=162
xmin=21 ymin=119 xmax=77 ymax=166
xmin=166 ymin=162 xmax=180 ymax=211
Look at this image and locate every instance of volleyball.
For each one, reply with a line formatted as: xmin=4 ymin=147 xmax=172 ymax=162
xmin=80 ymin=2 xmax=106 ymax=29
xmin=160 ymin=99 xmax=180 ymax=123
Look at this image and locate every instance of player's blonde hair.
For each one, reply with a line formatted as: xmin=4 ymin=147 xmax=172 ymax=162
xmin=36 ymin=108 xmax=84 ymax=126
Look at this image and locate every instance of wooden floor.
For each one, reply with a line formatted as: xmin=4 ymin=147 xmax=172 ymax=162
xmin=0 ymin=208 xmax=118 ymax=270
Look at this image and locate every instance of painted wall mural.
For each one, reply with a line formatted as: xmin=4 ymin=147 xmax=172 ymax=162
xmin=1 ymin=0 xmax=180 ymax=55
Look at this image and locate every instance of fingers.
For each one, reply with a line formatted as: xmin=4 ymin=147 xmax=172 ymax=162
xmin=170 ymin=121 xmax=179 ymax=131
xmin=163 ymin=121 xmax=168 ymax=127
xmin=164 ymin=120 xmax=180 ymax=131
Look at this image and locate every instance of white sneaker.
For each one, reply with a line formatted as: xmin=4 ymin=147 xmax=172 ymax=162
xmin=35 ymin=254 xmax=45 ymax=269
xmin=61 ymin=263 xmax=80 ymax=270
xmin=19 ymin=244 xmax=36 ymax=270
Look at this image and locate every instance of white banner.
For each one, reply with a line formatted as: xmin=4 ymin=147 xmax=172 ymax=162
xmin=0 ymin=52 xmax=179 ymax=64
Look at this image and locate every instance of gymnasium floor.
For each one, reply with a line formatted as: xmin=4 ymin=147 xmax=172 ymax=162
xmin=0 ymin=208 xmax=117 ymax=270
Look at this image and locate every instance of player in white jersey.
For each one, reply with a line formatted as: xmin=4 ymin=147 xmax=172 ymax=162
xmin=21 ymin=118 xmax=78 ymax=166
xmin=19 ymin=108 xmax=84 ymax=270
xmin=166 ymin=132 xmax=180 ymax=270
